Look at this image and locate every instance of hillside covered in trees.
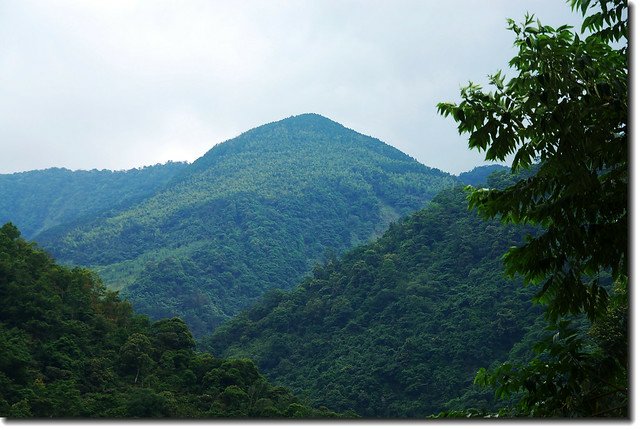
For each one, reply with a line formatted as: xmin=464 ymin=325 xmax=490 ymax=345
xmin=207 ymin=179 xmax=542 ymax=417
xmin=456 ymin=165 xmax=509 ymax=187
xmin=0 ymin=223 xmax=346 ymax=418
xmin=32 ymin=114 xmax=458 ymax=336
xmin=0 ymin=162 xmax=188 ymax=238
xmin=0 ymin=0 xmax=626 ymax=421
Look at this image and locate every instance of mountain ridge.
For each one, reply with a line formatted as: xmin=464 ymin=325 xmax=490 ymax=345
xmin=0 ymin=161 xmax=188 ymax=238
xmin=27 ymin=114 xmax=459 ymax=336
xmin=181 ymin=113 xmax=443 ymax=182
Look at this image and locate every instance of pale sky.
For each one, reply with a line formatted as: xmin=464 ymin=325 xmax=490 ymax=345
xmin=0 ymin=0 xmax=585 ymax=175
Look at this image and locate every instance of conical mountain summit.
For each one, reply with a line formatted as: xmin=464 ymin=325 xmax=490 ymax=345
xmin=23 ymin=114 xmax=458 ymax=335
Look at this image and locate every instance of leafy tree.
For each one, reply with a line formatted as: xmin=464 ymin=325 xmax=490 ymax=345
xmin=151 ymin=318 xmax=196 ymax=351
xmin=437 ymin=0 xmax=627 ymax=417
xmin=125 ymin=388 xmax=169 ymax=418
xmin=120 ymin=333 xmax=155 ymax=384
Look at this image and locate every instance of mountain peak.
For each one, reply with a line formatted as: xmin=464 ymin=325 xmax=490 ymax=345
xmin=187 ymin=113 xmax=441 ymax=181
xmin=249 ymin=113 xmax=346 ymax=135
xmin=286 ymin=112 xmax=333 ymax=121
xmin=281 ymin=112 xmax=339 ymax=124
xmin=191 ymin=113 xmax=360 ymax=169
xmin=29 ymin=111 xmax=458 ymax=337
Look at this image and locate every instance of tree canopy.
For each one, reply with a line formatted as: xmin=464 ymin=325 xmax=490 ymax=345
xmin=0 ymin=223 xmax=348 ymax=418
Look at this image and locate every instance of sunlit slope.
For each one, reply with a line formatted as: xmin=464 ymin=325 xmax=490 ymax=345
xmin=0 ymin=162 xmax=187 ymax=238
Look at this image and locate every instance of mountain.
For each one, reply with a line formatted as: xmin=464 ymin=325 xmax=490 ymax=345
xmin=0 ymin=162 xmax=188 ymax=238
xmin=206 ymin=182 xmax=542 ymax=417
xmin=33 ymin=114 xmax=459 ymax=336
xmin=457 ymin=164 xmax=510 ymax=187
xmin=0 ymin=223 xmax=347 ymax=418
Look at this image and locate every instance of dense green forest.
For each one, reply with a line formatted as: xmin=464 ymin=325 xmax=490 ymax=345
xmin=0 ymin=162 xmax=187 ymax=238
xmin=456 ymin=165 xmax=509 ymax=187
xmin=205 ymin=0 xmax=626 ymax=419
xmin=34 ymin=114 xmax=458 ymax=336
xmin=206 ymin=177 xmax=542 ymax=417
xmin=0 ymin=223 xmax=347 ymax=418
xmin=0 ymin=0 xmax=626 ymax=419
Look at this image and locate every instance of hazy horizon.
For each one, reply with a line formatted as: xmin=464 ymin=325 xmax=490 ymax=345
xmin=0 ymin=112 xmax=506 ymax=176
xmin=0 ymin=0 xmax=582 ymax=175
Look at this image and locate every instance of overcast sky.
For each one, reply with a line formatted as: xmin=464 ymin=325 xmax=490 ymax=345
xmin=0 ymin=0 xmax=585 ymax=175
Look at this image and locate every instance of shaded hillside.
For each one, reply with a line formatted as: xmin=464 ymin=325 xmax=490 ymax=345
xmin=0 ymin=162 xmax=187 ymax=238
xmin=35 ymin=114 xmax=458 ymax=336
xmin=457 ymin=164 xmax=509 ymax=186
xmin=207 ymin=184 xmax=541 ymax=417
xmin=0 ymin=223 xmax=347 ymax=418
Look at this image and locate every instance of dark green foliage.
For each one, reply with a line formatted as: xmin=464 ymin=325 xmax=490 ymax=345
xmin=35 ymin=114 xmax=458 ymax=336
xmin=0 ymin=162 xmax=187 ymax=238
xmin=206 ymin=186 xmax=540 ymax=417
xmin=0 ymin=223 xmax=346 ymax=418
xmin=437 ymin=0 xmax=627 ymax=417
xmin=474 ymin=298 xmax=627 ymax=417
xmin=437 ymin=1 xmax=627 ymax=323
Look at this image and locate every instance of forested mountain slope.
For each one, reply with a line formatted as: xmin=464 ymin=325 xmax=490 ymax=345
xmin=456 ymin=165 xmax=509 ymax=186
xmin=35 ymin=114 xmax=458 ymax=336
xmin=0 ymin=162 xmax=187 ymax=238
xmin=0 ymin=223 xmax=346 ymax=418
xmin=207 ymin=183 xmax=541 ymax=417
